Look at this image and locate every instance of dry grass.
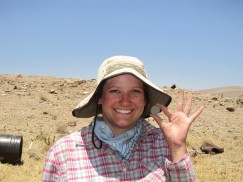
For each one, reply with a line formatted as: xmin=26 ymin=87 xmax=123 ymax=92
xmin=0 ymin=74 xmax=242 ymax=181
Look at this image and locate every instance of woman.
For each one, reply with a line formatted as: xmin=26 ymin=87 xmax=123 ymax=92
xmin=42 ymin=56 xmax=204 ymax=181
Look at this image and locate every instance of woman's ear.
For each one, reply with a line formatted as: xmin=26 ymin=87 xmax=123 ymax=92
xmin=144 ymin=99 xmax=147 ymax=107
xmin=98 ymin=99 xmax=102 ymax=104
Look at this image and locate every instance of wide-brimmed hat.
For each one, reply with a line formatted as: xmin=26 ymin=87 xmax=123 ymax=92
xmin=72 ymin=56 xmax=172 ymax=118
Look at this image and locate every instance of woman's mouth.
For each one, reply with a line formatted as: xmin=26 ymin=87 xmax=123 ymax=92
xmin=115 ymin=109 xmax=132 ymax=114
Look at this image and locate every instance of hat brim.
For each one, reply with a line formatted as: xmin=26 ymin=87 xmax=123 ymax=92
xmin=72 ymin=68 xmax=172 ymax=118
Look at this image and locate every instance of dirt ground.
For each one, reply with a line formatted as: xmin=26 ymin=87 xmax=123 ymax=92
xmin=0 ymin=74 xmax=242 ymax=182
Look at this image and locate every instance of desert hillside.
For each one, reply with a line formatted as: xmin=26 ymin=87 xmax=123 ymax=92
xmin=198 ymin=86 xmax=243 ymax=97
xmin=0 ymin=74 xmax=242 ymax=182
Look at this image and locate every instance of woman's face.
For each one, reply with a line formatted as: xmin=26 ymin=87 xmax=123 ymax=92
xmin=99 ymin=74 xmax=147 ymax=137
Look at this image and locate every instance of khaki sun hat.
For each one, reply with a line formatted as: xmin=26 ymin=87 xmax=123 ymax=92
xmin=72 ymin=55 xmax=172 ymax=118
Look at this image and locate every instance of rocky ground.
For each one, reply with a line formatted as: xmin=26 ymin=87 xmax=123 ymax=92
xmin=0 ymin=74 xmax=242 ymax=182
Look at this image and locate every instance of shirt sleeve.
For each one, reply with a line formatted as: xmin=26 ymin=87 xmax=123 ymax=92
xmin=42 ymin=146 xmax=62 ymax=182
xmin=165 ymin=153 xmax=197 ymax=182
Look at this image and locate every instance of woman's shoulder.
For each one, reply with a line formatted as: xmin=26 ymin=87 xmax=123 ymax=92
xmin=49 ymin=125 xmax=92 ymax=151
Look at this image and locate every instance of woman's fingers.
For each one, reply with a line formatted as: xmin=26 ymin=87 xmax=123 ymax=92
xmin=157 ymin=103 xmax=173 ymax=119
xmin=177 ymin=89 xmax=194 ymax=116
xmin=150 ymin=113 xmax=165 ymax=129
xmin=189 ymin=106 xmax=205 ymax=123
xmin=177 ymin=89 xmax=184 ymax=112
xmin=156 ymin=89 xmax=204 ymax=124
xmin=184 ymin=93 xmax=192 ymax=115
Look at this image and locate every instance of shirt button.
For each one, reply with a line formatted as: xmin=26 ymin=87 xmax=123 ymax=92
xmin=101 ymin=124 xmax=106 ymax=129
xmin=112 ymin=142 xmax=117 ymax=147
xmin=122 ymin=168 xmax=127 ymax=172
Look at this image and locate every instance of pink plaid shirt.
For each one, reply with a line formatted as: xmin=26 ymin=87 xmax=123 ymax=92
xmin=42 ymin=121 xmax=196 ymax=182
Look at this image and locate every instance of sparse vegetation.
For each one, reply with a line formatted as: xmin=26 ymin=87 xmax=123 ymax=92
xmin=236 ymin=98 xmax=243 ymax=107
xmin=221 ymin=93 xmax=224 ymax=98
xmin=31 ymin=131 xmax=55 ymax=146
xmin=39 ymin=94 xmax=49 ymax=102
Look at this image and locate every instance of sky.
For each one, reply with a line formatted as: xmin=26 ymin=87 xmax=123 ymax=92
xmin=0 ymin=0 xmax=242 ymax=90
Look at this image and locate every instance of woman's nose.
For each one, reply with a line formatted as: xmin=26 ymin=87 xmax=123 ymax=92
xmin=120 ymin=93 xmax=131 ymax=105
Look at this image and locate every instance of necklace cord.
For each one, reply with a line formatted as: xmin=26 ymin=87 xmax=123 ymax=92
xmin=92 ymin=104 xmax=103 ymax=149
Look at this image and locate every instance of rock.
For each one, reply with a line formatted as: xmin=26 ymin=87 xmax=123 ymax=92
xmin=29 ymin=153 xmax=40 ymax=161
xmin=211 ymin=97 xmax=218 ymax=101
xmin=171 ymin=84 xmax=176 ymax=89
xmin=68 ymin=121 xmax=77 ymax=127
xmin=226 ymin=106 xmax=235 ymax=112
xmin=82 ymin=91 xmax=89 ymax=95
xmin=49 ymin=89 xmax=58 ymax=94
xmin=200 ymin=142 xmax=224 ymax=154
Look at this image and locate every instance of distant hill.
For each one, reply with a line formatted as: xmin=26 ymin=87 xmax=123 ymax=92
xmin=198 ymin=86 xmax=243 ymax=97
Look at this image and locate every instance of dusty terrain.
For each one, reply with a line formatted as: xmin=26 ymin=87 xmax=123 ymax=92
xmin=0 ymin=74 xmax=242 ymax=182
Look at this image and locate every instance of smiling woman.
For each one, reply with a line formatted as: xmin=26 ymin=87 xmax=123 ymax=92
xmin=42 ymin=55 xmax=204 ymax=181
xmin=98 ymin=74 xmax=147 ymax=137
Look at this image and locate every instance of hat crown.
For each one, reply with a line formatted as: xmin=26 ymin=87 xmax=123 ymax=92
xmin=97 ymin=56 xmax=148 ymax=84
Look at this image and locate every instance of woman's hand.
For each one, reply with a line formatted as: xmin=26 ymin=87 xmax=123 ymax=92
xmin=150 ymin=89 xmax=204 ymax=162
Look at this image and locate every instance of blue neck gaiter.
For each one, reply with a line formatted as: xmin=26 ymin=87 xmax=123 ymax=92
xmin=94 ymin=117 xmax=143 ymax=161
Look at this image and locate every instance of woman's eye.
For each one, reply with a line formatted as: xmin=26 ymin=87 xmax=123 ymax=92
xmin=132 ymin=89 xmax=142 ymax=94
xmin=110 ymin=90 xmax=120 ymax=94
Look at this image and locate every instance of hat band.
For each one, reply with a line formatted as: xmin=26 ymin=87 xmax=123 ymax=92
xmin=105 ymin=63 xmax=147 ymax=78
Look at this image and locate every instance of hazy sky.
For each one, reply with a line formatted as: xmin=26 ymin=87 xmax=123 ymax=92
xmin=1 ymin=0 xmax=242 ymax=90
